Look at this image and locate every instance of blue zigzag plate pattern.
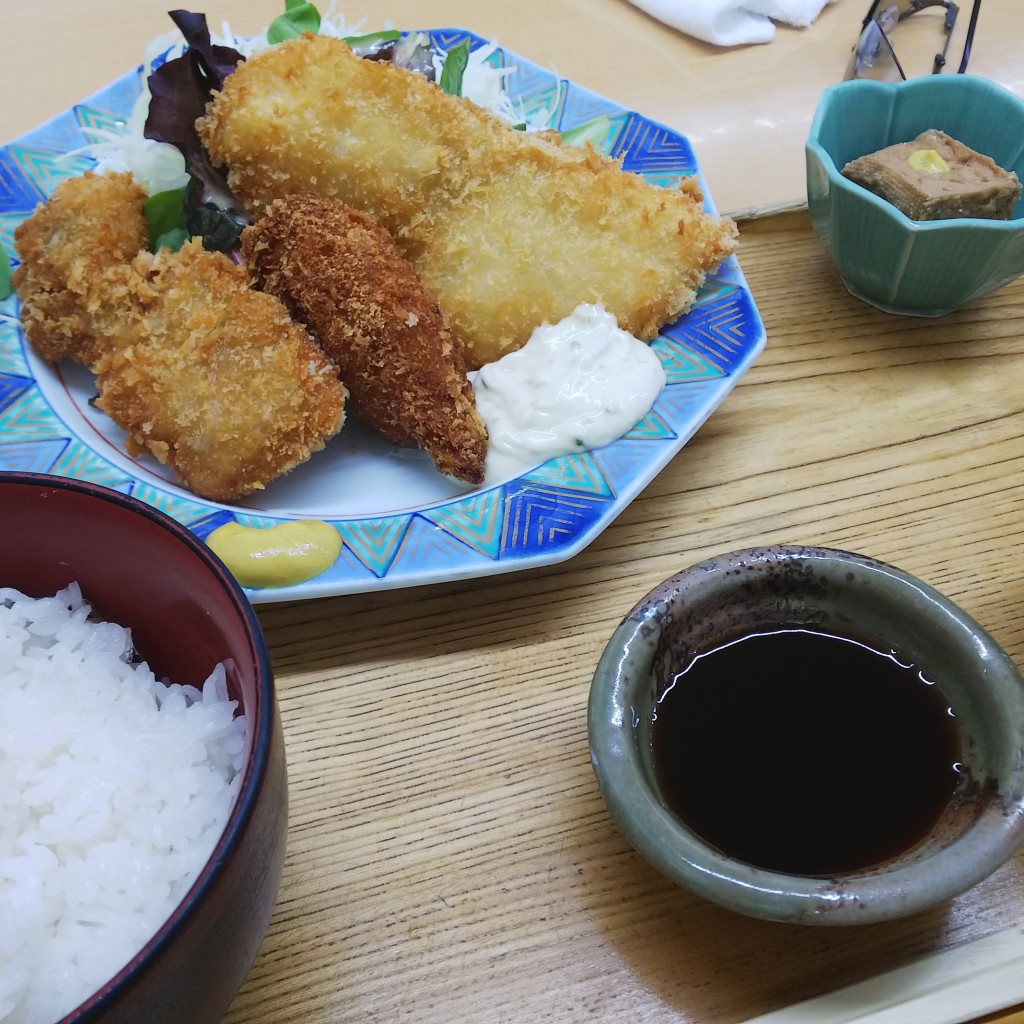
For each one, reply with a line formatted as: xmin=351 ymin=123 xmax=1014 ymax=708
xmin=0 ymin=28 xmax=766 ymax=604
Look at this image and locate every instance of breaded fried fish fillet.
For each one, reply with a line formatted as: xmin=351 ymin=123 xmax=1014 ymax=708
xmin=13 ymin=171 xmax=148 ymax=367
xmin=198 ymin=34 xmax=737 ymax=369
xmin=242 ymin=194 xmax=488 ymax=484
xmin=93 ymin=240 xmax=346 ymax=502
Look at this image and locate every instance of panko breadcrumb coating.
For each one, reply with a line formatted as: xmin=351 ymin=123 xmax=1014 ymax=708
xmin=242 ymin=194 xmax=487 ymax=484
xmin=12 ymin=173 xmax=346 ymax=502
xmin=13 ymin=171 xmax=148 ymax=367
xmin=93 ymin=240 xmax=347 ymax=502
xmin=197 ymin=33 xmax=738 ymax=369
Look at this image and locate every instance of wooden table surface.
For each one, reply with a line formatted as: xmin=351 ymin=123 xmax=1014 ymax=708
xmin=4 ymin=2 xmax=1024 ymax=1022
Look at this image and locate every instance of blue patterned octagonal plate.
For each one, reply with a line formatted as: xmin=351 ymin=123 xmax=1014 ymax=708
xmin=0 ymin=28 xmax=766 ymax=604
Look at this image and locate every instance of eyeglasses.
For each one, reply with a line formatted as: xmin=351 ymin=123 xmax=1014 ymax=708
xmin=846 ymin=0 xmax=981 ymax=82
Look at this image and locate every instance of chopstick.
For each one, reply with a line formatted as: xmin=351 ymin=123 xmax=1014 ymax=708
xmin=743 ymin=926 xmax=1024 ymax=1024
xmin=974 ymin=1007 xmax=1024 ymax=1024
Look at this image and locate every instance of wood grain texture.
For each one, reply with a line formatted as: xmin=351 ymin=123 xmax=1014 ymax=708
xmin=4 ymin=4 xmax=1024 ymax=1021
xmin=225 ymin=212 xmax=1024 ymax=1024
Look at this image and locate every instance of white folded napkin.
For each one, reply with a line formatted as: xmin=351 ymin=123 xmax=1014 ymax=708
xmin=625 ymin=0 xmax=837 ymax=46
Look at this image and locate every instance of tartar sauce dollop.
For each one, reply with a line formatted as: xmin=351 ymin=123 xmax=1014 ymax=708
xmin=472 ymin=304 xmax=667 ymax=483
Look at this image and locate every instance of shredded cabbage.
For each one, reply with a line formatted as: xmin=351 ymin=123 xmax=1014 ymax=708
xmin=90 ymin=92 xmax=189 ymax=195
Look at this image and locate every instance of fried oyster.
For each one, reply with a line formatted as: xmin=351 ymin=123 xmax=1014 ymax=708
xmin=13 ymin=175 xmax=346 ymax=502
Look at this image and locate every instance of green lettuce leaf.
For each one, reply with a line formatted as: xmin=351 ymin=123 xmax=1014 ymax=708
xmin=268 ymin=0 xmax=322 ymax=44
xmin=0 ymin=248 xmax=12 ymax=301
xmin=439 ymin=39 xmax=470 ymax=96
xmin=343 ymin=29 xmax=401 ymax=53
xmin=144 ymin=187 xmax=189 ymax=252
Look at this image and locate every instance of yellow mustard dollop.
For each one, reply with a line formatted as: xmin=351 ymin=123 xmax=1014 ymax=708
xmin=908 ymin=149 xmax=949 ymax=174
xmin=207 ymin=520 xmax=341 ymax=589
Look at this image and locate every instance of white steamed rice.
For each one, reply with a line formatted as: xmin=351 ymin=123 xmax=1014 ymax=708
xmin=0 ymin=583 xmax=247 ymax=1024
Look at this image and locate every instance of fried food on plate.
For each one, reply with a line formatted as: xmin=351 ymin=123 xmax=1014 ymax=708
xmin=198 ymin=33 xmax=737 ymax=369
xmin=93 ymin=240 xmax=346 ymax=502
xmin=13 ymin=171 xmax=148 ymax=367
xmin=242 ymin=194 xmax=488 ymax=484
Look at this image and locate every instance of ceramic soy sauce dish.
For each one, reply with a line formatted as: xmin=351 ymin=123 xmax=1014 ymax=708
xmin=588 ymin=545 xmax=1024 ymax=924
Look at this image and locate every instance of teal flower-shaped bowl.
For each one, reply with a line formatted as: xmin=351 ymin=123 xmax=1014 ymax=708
xmin=806 ymin=75 xmax=1024 ymax=316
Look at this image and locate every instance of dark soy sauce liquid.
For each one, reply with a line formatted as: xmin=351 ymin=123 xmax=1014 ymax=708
xmin=651 ymin=628 xmax=963 ymax=876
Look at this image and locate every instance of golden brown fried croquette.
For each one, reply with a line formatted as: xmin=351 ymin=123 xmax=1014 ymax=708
xmin=93 ymin=240 xmax=346 ymax=502
xmin=242 ymin=194 xmax=488 ymax=485
xmin=198 ymin=33 xmax=738 ymax=369
xmin=13 ymin=172 xmax=347 ymax=501
xmin=13 ymin=171 xmax=148 ymax=367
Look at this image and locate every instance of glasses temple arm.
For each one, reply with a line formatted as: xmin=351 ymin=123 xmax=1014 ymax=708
xmin=957 ymin=0 xmax=981 ymax=73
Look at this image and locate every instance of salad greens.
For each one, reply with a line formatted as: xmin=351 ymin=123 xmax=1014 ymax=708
xmin=144 ymin=11 xmax=248 ymax=252
xmin=143 ymin=188 xmax=189 ymax=252
xmin=183 ymin=179 xmax=246 ymax=252
xmin=266 ymin=0 xmax=402 ymax=53
xmin=267 ymin=0 xmax=321 ymax=44
xmin=144 ymin=10 xmax=244 ymax=201
xmin=345 ymin=29 xmax=401 ymax=51
xmin=0 ymin=250 xmax=12 ymax=301
xmin=438 ymin=39 xmax=470 ymax=96
xmin=142 ymin=181 xmax=244 ymax=254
